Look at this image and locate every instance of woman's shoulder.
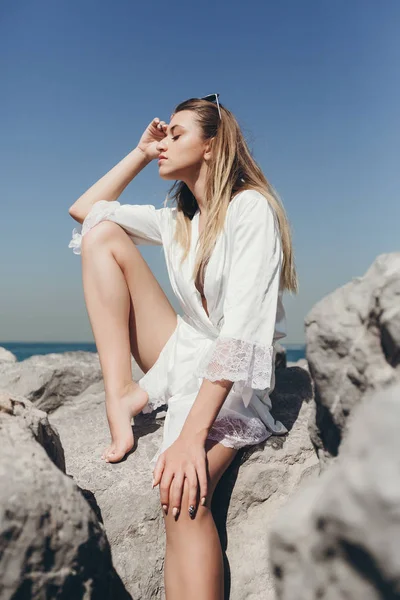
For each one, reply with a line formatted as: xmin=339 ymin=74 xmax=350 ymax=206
xmin=157 ymin=203 xmax=178 ymax=222
xmin=150 ymin=204 xmax=177 ymax=242
xmin=227 ymin=189 xmax=273 ymax=221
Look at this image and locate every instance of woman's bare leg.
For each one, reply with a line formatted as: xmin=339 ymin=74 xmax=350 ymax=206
xmin=163 ymin=440 xmax=238 ymax=600
xmin=80 ymin=220 xmax=177 ymax=462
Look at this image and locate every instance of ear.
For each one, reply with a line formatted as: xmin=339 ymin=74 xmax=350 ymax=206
xmin=203 ymin=137 xmax=215 ymax=162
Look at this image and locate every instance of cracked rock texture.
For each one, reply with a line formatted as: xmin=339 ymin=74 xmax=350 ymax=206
xmin=0 ymin=392 xmax=129 ymax=599
xmin=269 ymin=253 xmax=400 ymax=600
xmin=269 ymin=381 xmax=400 ymax=600
xmin=305 ymin=252 xmax=400 ymax=470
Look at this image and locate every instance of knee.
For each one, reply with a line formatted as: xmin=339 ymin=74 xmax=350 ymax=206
xmin=81 ymin=220 xmax=126 ymax=252
xmin=160 ymin=477 xmax=210 ymax=523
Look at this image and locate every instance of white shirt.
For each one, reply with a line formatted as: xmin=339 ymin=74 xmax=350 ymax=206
xmin=69 ymin=189 xmax=288 ymax=469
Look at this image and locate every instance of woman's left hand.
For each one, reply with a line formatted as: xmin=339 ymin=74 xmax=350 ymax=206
xmin=152 ymin=432 xmax=208 ymax=518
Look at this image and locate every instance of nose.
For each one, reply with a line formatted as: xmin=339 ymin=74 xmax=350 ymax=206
xmin=156 ymin=137 xmax=168 ymax=153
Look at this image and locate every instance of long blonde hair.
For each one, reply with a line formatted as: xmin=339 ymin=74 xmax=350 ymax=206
xmin=162 ymin=97 xmax=298 ymax=295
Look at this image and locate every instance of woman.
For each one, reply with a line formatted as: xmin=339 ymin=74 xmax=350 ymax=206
xmin=68 ymin=94 xmax=298 ymax=599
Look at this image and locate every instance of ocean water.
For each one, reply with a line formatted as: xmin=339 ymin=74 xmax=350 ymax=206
xmin=0 ymin=341 xmax=306 ymax=363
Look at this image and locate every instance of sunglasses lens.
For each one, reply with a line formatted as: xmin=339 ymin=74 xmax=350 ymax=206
xmin=199 ymin=94 xmax=221 ymax=120
xmin=201 ymin=94 xmax=219 ymax=103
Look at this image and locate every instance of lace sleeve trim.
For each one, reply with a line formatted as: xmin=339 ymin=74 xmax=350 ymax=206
xmin=68 ymin=200 xmax=121 ymax=255
xmin=194 ymin=336 xmax=274 ymax=393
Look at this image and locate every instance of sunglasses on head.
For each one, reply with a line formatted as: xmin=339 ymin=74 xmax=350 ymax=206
xmin=200 ymin=93 xmax=222 ymax=120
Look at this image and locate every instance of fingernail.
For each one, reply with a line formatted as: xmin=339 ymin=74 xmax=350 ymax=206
xmin=172 ymin=507 xmax=179 ymax=517
xmin=162 ymin=504 xmax=168 ymax=513
xmin=201 ymin=497 xmax=206 ymax=506
xmin=152 ymin=478 xmax=155 ymax=488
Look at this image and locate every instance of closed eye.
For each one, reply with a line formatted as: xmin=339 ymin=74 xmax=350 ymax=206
xmin=172 ymin=135 xmax=180 ymax=141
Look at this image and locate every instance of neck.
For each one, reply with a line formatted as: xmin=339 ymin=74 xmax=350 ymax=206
xmin=182 ymin=162 xmax=209 ymax=214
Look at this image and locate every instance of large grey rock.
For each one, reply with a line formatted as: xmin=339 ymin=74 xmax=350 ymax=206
xmin=0 ymin=351 xmax=144 ymax=414
xmin=268 ymin=380 xmax=400 ymax=600
xmin=0 ymin=348 xmax=17 ymax=364
xmin=0 ymin=391 xmax=129 ymax=599
xmin=305 ymin=253 xmax=400 ymax=469
xmin=49 ymin=364 xmax=318 ymax=600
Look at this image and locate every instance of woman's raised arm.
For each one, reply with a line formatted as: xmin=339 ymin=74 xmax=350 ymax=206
xmin=68 ymin=116 xmax=169 ymax=223
xmin=68 ymin=147 xmax=151 ymax=224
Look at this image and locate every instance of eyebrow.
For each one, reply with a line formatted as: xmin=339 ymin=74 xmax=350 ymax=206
xmin=167 ymin=124 xmax=185 ymax=134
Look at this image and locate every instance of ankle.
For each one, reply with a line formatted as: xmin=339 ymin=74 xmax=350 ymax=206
xmin=105 ymin=380 xmax=137 ymax=400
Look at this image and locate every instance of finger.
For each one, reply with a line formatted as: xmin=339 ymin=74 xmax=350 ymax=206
xmin=196 ymin=457 xmax=209 ymax=507
xmin=152 ymin=118 xmax=166 ymax=133
xmin=185 ymin=465 xmax=199 ymax=518
xmin=159 ymin=469 xmax=175 ymax=511
xmin=152 ymin=452 xmax=166 ymax=488
xmin=170 ymin=472 xmax=185 ymax=518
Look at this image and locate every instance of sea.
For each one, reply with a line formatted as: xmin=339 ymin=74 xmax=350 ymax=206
xmin=0 ymin=342 xmax=306 ymax=363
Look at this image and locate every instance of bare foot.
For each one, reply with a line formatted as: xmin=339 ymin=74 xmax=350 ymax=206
xmin=101 ymin=381 xmax=149 ymax=463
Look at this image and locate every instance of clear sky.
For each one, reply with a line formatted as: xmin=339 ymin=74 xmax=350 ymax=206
xmin=1 ymin=0 xmax=399 ymax=344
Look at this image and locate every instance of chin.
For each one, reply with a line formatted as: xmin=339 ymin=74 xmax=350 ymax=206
xmin=159 ymin=170 xmax=176 ymax=181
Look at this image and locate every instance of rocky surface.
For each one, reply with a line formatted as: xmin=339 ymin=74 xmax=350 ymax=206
xmin=268 ymin=253 xmax=400 ymax=599
xmin=0 ymin=351 xmax=104 ymax=414
xmin=269 ymin=381 xmax=400 ymax=600
xmin=0 ymin=391 xmax=129 ymax=599
xmin=305 ymin=252 xmax=400 ymax=470
xmin=0 ymin=344 xmax=317 ymax=599
xmin=0 ymin=348 xmax=16 ymax=364
xmin=0 ymin=350 xmax=146 ymax=415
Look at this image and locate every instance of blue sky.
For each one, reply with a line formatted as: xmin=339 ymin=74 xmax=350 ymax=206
xmin=1 ymin=0 xmax=399 ymax=345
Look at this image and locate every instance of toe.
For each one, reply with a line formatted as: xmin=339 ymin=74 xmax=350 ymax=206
xmin=101 ymin=446 xmax=110 ymax=460
xmin=106 ymin=446 xmax=126 ymax=463
xmin=104 ymin=444 xmax=116 ymax=461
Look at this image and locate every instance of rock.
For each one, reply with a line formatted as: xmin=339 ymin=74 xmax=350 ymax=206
xmin=0 ymin=347 xmax=17 ymax=363
xmin=304 ymin=252 xmax=400 ymax=469
xmin=0 ymin=351 xmax=103 ymax=413
xmin=268 ymin=380 xmax=400 ymax=600
xmin=287 ymin=358 xmax=309 ymax=372
xmin=0 ymin=391 xmax=130 ymax=599
xmin=0 ymin=340 xmax=318 ymax=596
xmin=49 ymin=364 xmax=318 ymax=599
xmin=275 ymin=342 xmax=287 ymax=369
xmin=0 ymin=351 xmax=145 ymax=414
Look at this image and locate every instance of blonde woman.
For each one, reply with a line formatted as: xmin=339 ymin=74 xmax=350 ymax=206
xmin=68 ymin=94 xmax=298 ymax=599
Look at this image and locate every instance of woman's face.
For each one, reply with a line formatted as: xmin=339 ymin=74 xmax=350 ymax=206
xmin=156 ymin=110 xmax=212 ymax=181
